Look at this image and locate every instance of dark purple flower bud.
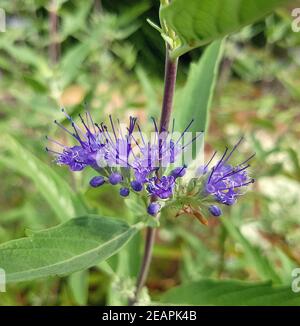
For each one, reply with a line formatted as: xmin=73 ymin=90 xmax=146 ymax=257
xmin=120 ymin=187 xmax=130 ymax=197
xmin=89 ymin=176 xmax=105 ymax=187
xmin=209 ymin=205 xmax=222 ymax=217
xmin=170 ymin=166 xmax=186 ymax=178
xmin=109 ymin=172 xmax=123 ymax=185
xmin=147 ymin=202 xmax=161 ymax=216
xmin=131 ymin=180 xmax=143 ymax=192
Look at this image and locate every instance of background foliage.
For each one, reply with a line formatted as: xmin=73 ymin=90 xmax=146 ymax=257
xmin=0 ymin=0 xmax=300 ymax=305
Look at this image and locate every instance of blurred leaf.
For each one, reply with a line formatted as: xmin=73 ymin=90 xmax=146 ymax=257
xmin=60 ymin=1 xmax=93 ymax=40
xmin=111 ymin=43 xmax=137 ymax=69
xmin=59 ymin=42 xmax=93 ymax=88
xmin=68 ymin=270 xmax=89 ymax=306
xmin=161 ymin=0 xmax=286 ymax=57
xmin=107 ymin=232 xmax=142 ymax=305
xmin=160 ymin=279 xmax=300 ymax=305
xmin=221 ymin=217 xmax=281 ymax=283
xmin=116 ymin=1 xmax=151 ymax=27
xmin=105 ymin=196 xmax=144 ymax=305
xmin=0 ymin=43 xmax=50 ymax=78
xmin=135 ymin=65 xmax=159 ymax=115
xmin=175 ymin=40 xmax=224 ymax=134
xmin=0 ymin=135 xmax=86 ymax=221
xmin=0 ymin=215 xmax=142 ymax=283
xmin=286 ymin=148 xmax=300 ymax=180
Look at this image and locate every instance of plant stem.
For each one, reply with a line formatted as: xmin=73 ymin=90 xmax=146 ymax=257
xmin=130 ymin=45 xmax=178 ymax=305
xmin=94 ymin=0 xmax=103 ymax=13
xmin=159 ymin=45 xmax=178 ymax=132
xmin=129 ymin=225 xmax=156 ymax=305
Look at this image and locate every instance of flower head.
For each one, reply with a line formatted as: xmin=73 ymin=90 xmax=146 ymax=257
xmin=147 ymin=175 xmax=176 ymax=199
xmin=203 ymin=138 xmax=255 ymax=207
xmin=47 ymin=110 xmax=198 ymax=216
xmin=47 ymin=110 xmax=254 ymax=221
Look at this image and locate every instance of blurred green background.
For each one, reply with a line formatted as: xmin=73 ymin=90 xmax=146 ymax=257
xmin=0 ymin=0 xmax=300 ymax=305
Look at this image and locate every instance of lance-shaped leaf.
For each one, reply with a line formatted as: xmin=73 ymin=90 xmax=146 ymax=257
xmin=160 ymin=279 xmax=300 ymax=306
xmin=174 ymin=39 xmax=224 ymax=134
xmin=0 ymin=215 xmax=142 ymax=283
xmin=161 ymin=0 xmax=287 ymax=58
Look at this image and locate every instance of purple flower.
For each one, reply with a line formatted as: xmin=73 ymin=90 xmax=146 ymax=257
xmin=47 ymin=110 xmax=136 ymax=172
xmin=147 ymin=202 xmax=161 ymax=216
xmin=170 ymin=166 xmax=186 ymax=178
xmin=203 ymin=138 xmax=255 ymax=206
xmin=47 ymin=110 xmax=223 ymax=215
xmin=147 ymin=175 xmax=176 ymax=199
xmin=55 ymin=146 xmax=88 ymax=171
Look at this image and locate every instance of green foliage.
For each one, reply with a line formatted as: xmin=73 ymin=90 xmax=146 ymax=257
xmin=0 ymin=136 xmax=86 ymax=222
xmin=0 ymin=216 xmax=142 ymax=283
xmin=68 ymin=270 xmax=89 ymax=306
xmin=160 ymin=279 xmax=300 ymax=305
xmin=174 ymin=40 xmax=224 ymax=134
xmin=0 ymin=0 xmax=299 ymax=306
xmin=161 ymin=0 xmax=287 ymax=57
xmin=221 ymin=217 xmax=281 ymax=283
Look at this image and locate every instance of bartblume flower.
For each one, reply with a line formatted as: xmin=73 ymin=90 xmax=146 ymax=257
xmin=159 ymin=138 xmax=255 ymax=226
xmin=170 ymin=166 xmax=186 ymax=178
xmin=202 ymin=138 xmax=255 ymax=208
xmin=147 ymin=175 xmax=176 ymax=199
xmin=47 ymin=110 xmax=254 ymax=221
xmin=46 ymin=110 xmax=197 ymax=216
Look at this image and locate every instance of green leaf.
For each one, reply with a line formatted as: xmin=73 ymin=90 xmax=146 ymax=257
xmin=0 ymin=43 xmax=50 ymax=78
xmin=135 ymin=65 xmax=159 ymax=115
xmin=61 ymin=1 xmax=93 ymax=40
xmin=59 ymin=42 xmax=92 ymax=88
xmin=68 ymin=270 xmax=89 ymax=306
xmin=160 ymin=279 xmax=300 ymax=305
xmin=221 ymin=217 xmax=281 ymax=283
xmin=161 ymin=0 xmax=286 ymax=58
xmin=116 ymin=1 xmax=151 ymax=27
xmin=0 ymin=135 xmax=86 ymax=222
xmin=286 ymin=148 xmax=300 ymax=180
xmin=0 ymin=215 xmax=142 ymax=283
xmin=174 ymin=40 xmax=224 ymax=134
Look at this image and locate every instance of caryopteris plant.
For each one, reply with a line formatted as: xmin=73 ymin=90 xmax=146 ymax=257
xmin=0 ymin=0 xmax=296 ymax=306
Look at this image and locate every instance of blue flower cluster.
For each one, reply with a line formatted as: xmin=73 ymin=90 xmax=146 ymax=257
xmin=197 ymin=138 xmax=255 ymax=217
xmin=47 ymin=111 xmax=254 ymax=220
xmin=47 ymin=110 xmax=190 ymax=215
